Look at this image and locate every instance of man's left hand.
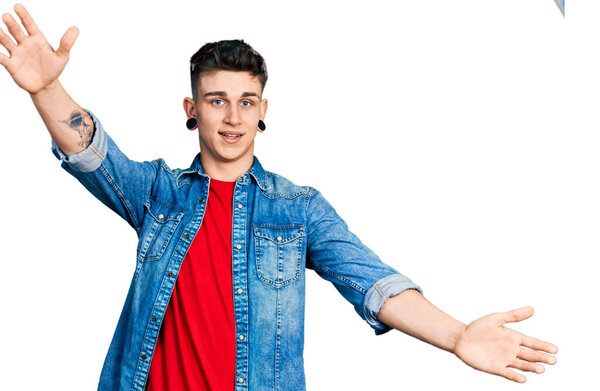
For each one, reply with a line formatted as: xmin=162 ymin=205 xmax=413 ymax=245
xmin=453 ymin=306 xmax=558 ymax=383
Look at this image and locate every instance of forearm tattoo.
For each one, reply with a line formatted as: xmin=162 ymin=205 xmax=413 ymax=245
xmin=59 ymin=110 xmax=95 ymax=148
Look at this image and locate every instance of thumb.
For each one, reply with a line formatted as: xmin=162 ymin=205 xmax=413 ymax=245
xmin=498 ymin=306 xmax=534 ymax=325
xmin=57 ymin=26 xmax=79 ymax=57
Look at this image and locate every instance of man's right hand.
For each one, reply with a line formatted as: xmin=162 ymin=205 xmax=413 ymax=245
xmin=0 ymin=3 xmax=79 ymax=94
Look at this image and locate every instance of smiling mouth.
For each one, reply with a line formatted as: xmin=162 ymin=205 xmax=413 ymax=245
xmin=218 ymin=131 xmax=244 ymax=139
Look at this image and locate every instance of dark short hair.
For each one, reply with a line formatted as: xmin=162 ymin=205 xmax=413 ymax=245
xmin=190 ymin=39 xmax=268 ymax=102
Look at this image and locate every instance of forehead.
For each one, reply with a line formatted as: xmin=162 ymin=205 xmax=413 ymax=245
xmin=198 ymin=70 xmax=262 ymax=96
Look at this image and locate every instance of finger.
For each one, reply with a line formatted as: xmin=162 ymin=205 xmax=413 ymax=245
xmin=13 ymin=3 xmax=40 ymax=36
xmin=521 ymin=334 xmax=558 ymax=354
xmin=518 ymin=347 xmax=557 ymax=364
xmin=56 ymin=26 xmax=78 ymax=58
xmin=0 ymin=27 xmax=17 ymax=54
xmin=0 ymin=52 xmax=9 ymax=68
xmin=1 ymin=12 xmax=27 ymax=44
xmin=509 ymin=358 xmax=545 ymax=374
xmin=500 ymin=306 xmax=534 ymax=324
xmin=499 ymin=368 xmax=526 ymax=383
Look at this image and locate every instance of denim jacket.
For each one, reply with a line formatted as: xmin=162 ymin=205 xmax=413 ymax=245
xmin=51 ymin=109 xmax=422 ymax=391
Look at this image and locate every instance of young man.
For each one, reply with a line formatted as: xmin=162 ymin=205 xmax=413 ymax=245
xmin=0 ymin=4 xmax=558 ymax=390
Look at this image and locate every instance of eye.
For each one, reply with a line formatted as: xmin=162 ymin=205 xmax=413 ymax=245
xmin=241 ymin=100 xmax=253 ymax=107
xmin=211 ymin=99 xmax=225 ymax=106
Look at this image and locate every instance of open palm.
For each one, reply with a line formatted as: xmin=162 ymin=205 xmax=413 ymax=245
xmin=0 ymin=3 xmax=78 ymax=94
xmin=454 ymin=306 xmax=558 ymax=383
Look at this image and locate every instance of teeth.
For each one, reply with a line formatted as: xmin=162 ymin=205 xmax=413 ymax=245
xmin=221 ymin=132 xmax=241 ymax=138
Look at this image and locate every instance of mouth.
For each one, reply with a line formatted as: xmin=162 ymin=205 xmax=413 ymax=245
xmin=218 ymin=130 xmax=244 ymax=143
xmin=218 ymin=131 xmax=244 ymax=139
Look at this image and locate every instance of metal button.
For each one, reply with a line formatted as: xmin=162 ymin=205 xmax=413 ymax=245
xmin=237 ymin=378 xmax=244 ymax=384
xmin=237 ymin=203 xmax=243 ymax=208
xmin=152 ymin=317 xmax=157 ymax=322
xmin=158 ymin=213 xmax=164 ymax=220
xmin=167 ymin=272 xmax=173 ymax=277
xmin=277 ymin=236 xmax=282 ymax=242
xmin=236 ymin=244 xmax=242 ymax=249
xmin=237 ymin=288 xmax=243 ymax=294
xmin=239 ymin=334 xmax=244 ymax=340
xmin=242 ymin=175 xmax=246 ymax=180
xmin=141 ymin=355 xmax=147 ymax=360
xmin=185 ymin=234 xmax=190 ymax=239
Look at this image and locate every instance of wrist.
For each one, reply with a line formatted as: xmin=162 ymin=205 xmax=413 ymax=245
xmin=450 ymin=321 xmax=468 ymax=354
xmin=30 ymin=79 xmax=60 ymax=98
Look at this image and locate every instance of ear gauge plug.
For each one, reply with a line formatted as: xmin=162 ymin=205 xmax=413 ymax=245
xmin=186 ymin=118 xmax=198 ymax=130
xmin=258 ymin=120 xmax=266 ymax=131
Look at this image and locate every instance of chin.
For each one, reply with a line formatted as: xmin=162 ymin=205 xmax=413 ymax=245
xmin=217 ymin=150 xmax=246 ymax=161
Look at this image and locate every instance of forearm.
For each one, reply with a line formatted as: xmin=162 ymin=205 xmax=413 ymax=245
xmin=377 ymin=289 xmax=466 ymax=353
xmin=30 ymin=79 xmax=94 ymax=156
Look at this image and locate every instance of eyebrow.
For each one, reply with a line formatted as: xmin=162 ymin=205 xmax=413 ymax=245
xmin=203 ymin=91 xmax=261 ymax=99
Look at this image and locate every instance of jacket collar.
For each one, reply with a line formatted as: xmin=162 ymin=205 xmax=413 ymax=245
xmin=176 ymin=152 xmax=269 ymax=191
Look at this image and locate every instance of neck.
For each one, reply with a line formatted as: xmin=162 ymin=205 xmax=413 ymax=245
xmin=200 ymin=153 xmax=254 ymax=182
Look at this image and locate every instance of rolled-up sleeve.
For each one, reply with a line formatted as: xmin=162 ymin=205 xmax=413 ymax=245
xmin=51 ymin=108 xmax=108 ymax=173
xmin=363 ymin=274 xmax=423 ymax=335
xmin=305 ymin=186 xmax=422 ymax=336
xmin=50 ymin=108 xmax=159 ymax=232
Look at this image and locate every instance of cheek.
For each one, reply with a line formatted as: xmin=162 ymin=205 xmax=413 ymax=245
xmin=198 ymin=110 xmax=222 ymax=128
xmin=241 ymin=110 xmax=259 ymax=124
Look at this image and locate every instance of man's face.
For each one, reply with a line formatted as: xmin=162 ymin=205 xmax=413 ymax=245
xmin=190 ymin=70 xmax=267 ymax=169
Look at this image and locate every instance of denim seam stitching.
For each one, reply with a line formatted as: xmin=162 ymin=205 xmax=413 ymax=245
xmin=132 ymin=260 xmax=175 ymax=390
xmin=275 ymin=287 xmax=281 ymax=390
xmin=312 ymin=262 xmax=367 ymax=294
xmin=148 ymin=197 xmax=186 ymax=214
xmin=249 ymin=170 xmax=268 ymax=191
xmin=90 ymin=144 xmax=105 ymax=160
xmin=153 ymin=159 xmax=194 ymax=189
xmin=98 ymin=164 xmax=140 ymax=231
xmin=139 ymin=266 xmax=173 ymax=390
xmin=259 ymin=190 xmax=308 ymax=200
xmin=253 ymin=230 xmax=303 ymax=288
xmin=159 ymin=159 xmax=179 ymax=179
xmin=266 ymin=172 xmax=312 ymax=197
xmin=373 ymin=282 xmax=386 ymax=300
xmin=254 ymin=226 xmax=304 ymax=230
xmin=87 ymin=145 xmax=103 ymax=161
xmin=304 ymin=187 xmax=313 ymax=211
xmin=305 ymin=188 xmax=320 ymax=238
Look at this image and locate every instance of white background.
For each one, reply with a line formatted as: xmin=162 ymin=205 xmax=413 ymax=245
xmin=0 ymin=0 xmax=597 ymax=389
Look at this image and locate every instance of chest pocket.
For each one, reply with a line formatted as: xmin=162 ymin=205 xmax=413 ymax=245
xmin=253 ymin=225 xmax=305 ymax=288
xmin=137 ymin=198 xmax=185 ymax=262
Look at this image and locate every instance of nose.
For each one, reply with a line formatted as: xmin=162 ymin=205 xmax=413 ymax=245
xmin=224 ymin=104 xmax=242 ymax=126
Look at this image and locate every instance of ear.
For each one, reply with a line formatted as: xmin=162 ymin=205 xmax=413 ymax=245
xmin=183 ymin=97 xmax=197 ymax=119
xmin=259 ymin=98 xmax=268 ymax=122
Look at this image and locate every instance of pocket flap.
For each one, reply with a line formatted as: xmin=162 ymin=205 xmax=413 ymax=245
xmin=143 ymin=198 xmax=185 ymax=223
xmin=253 ymin=225 xmax=305 ymax=244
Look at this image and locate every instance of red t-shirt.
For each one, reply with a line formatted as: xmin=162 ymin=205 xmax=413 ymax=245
xmin=146 ymin=178 xmax=236 ymax=391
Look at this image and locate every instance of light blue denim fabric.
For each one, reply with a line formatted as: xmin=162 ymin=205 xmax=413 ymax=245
xmin=51 ymin=109 xmax=423 ymax=391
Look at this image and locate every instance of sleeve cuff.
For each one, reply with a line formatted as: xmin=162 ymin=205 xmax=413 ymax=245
xmin=363 ymin=273 xmax=423 ymax=336
xmin=51 ymin=108 xmax=108 ymax=173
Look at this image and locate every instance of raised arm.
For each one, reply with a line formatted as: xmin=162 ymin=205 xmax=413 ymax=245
xmin=1 ymin=3 xmax=159 ymax=233
xmin=0 ymin=3 xmax=89 ymax=155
